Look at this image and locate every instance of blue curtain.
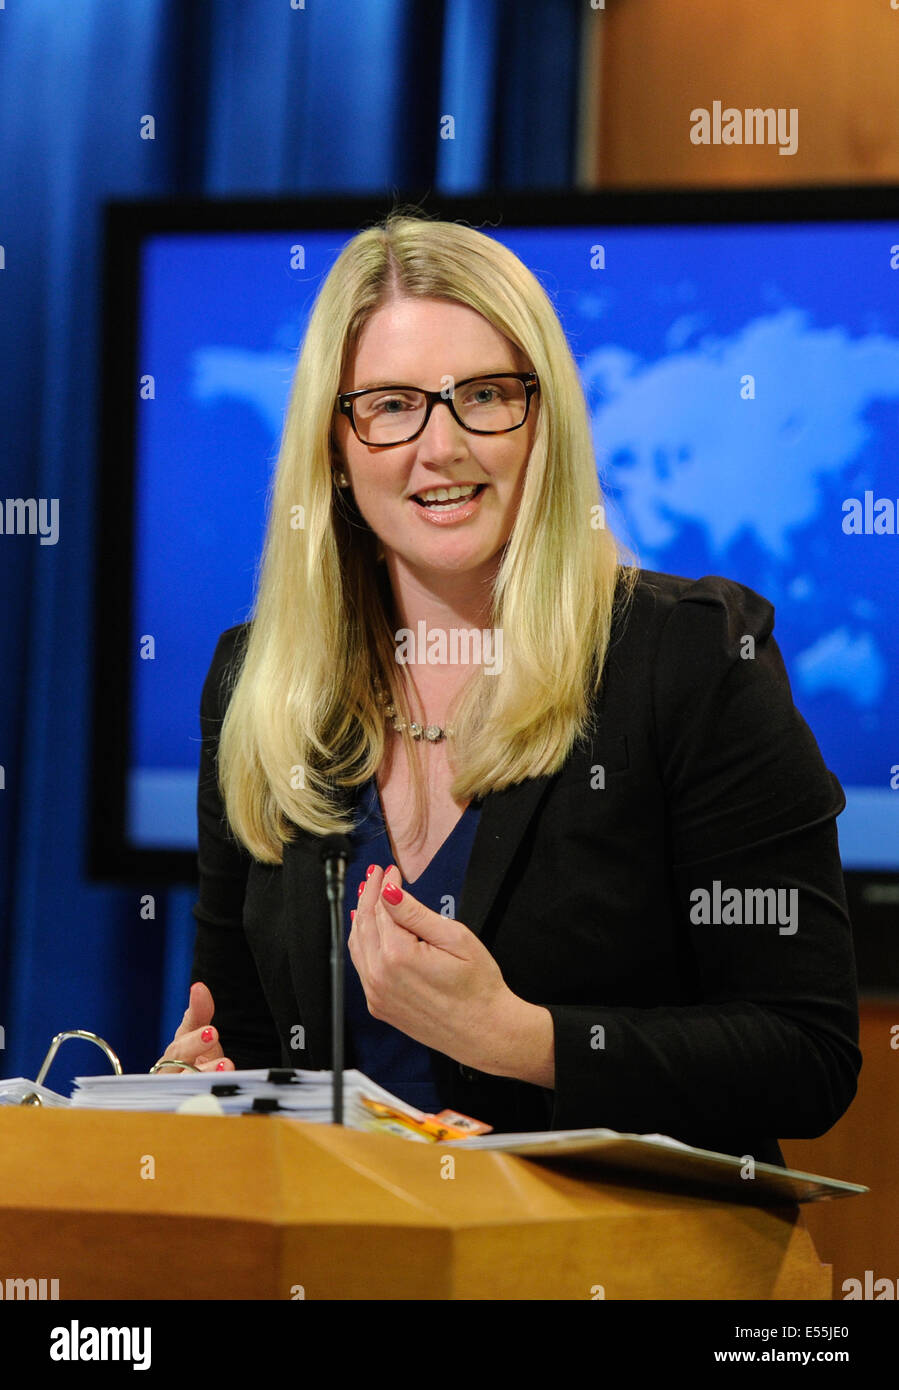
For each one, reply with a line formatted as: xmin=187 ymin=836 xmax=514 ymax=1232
xmin=0 ymin=0 xmax=581 ymax=1090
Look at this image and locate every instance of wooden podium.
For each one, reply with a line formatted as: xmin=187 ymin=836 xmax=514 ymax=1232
xmin=0 ymin=1108 xmax=831 ymax=1299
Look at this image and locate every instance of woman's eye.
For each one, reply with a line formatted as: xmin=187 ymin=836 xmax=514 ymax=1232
xmin=465 ymin=386 xmax=501 ymax=405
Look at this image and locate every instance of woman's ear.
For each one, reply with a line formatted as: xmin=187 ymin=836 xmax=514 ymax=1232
xmin=329 ymin=426 xmax=351 ymax=489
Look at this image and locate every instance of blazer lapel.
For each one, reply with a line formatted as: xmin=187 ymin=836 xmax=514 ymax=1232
xmin=457 ymin=775 xmax=555 ymax=938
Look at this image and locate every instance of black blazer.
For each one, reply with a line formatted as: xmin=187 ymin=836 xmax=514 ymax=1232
xmin=191 ymin=570 xmax=861 ymax=1166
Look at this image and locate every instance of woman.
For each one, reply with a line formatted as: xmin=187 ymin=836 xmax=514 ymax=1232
xmin=158 ymin=211 xmax=860 ymax=1164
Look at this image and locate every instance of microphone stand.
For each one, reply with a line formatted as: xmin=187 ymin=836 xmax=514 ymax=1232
xmin=321 ymin=835 xmax=351 ymax=1125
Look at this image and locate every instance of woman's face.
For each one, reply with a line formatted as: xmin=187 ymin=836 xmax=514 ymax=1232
xmin=334 ymin=296 xmax=537 ymax=587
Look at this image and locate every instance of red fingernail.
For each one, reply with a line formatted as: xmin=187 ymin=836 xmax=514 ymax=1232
xmin=201 ymin=1027 xmax=214 ymax=1043
xmin=381 ymin=882 xmax=403 ymax=905
xmin=216 ymin=1060 xmax=226 ymax=1071
xmin=366 ymin=864 xmax=376 ymax=876
xmin=357 ymin=881 xmax=365 ymax=897
xmin=350 ymin=909 xmax=356 ymax=921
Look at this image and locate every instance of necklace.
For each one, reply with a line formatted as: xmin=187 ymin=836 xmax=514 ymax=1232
xmin=375 ymin=681 xmax=454 ymax=742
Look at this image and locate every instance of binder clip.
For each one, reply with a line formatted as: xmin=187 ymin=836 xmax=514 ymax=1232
xmin=19 ymin=1029 xmax=123 ymax=1105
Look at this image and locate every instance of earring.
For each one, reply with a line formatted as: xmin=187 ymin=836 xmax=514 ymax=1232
xmin=334 ymin=470 xmax=350 ymax=489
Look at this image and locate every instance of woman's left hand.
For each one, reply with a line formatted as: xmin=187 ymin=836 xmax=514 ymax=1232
xmin=348 ymin=863 xmax=519 ymax=1072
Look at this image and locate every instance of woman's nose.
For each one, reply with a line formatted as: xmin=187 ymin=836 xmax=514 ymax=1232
xmin=417 ymin=397 xmax=469 ymax=452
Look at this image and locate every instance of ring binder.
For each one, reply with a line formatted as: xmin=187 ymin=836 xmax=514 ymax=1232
xmin=18 ymin=1030 xmax=123 ymax=1105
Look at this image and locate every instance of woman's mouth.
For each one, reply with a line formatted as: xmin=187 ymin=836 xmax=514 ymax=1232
xmin=410 ymin=483 xmax=486 ymax=521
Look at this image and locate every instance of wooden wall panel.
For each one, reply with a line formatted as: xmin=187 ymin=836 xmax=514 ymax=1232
xmin=782 ymin=1001 xmax=897 ymax=1300
xmin=591 ymin=0 xmax=899 ymax=186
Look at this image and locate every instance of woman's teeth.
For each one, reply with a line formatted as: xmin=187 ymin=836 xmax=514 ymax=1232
xmin=414 ymin=484 xmax=481 ymax=509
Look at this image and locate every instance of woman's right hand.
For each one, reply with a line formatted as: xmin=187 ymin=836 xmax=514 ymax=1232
xmin=155 ymin=981 xmax=236 ymax=1073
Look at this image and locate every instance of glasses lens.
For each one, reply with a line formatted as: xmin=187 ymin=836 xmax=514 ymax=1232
xmin=352 ymin=377 xmax=527 ymax=444
xmin=455 ymin=376 xmax=527 ymax=432
xmin=353 ymin=388 xmax=427 ymax=444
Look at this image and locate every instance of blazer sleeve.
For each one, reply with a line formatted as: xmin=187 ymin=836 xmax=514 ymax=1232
xmin=190 ymin=625 xmax=282 ymax=1069
xmin=546 ymin=576 xmax=862 ymax=1144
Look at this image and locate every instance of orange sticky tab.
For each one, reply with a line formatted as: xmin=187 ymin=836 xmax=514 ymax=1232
xmin=358 ymin=1096 xmax=492 ymax=1141
xmin=431 ymin=1108 xmax=493 ymax=1136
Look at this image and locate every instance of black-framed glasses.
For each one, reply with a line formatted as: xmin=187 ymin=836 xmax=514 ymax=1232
xmin=336 ymin=372 xmax=539 ymax=447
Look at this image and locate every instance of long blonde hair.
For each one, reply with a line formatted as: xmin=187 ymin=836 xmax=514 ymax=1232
xmin=218 ymin=208 xmax=636 ymax=863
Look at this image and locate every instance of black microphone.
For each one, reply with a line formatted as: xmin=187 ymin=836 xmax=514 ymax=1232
xmin=320 ymin=834 xmax=352 ymax=1125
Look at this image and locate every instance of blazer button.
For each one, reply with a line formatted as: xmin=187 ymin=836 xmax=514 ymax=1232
xmin=458 ymin=1063 xmax=477 ymax=1081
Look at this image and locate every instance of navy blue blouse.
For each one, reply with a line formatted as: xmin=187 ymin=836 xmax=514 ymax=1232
xmin=342 ymin=776 xmax=481 ymax=1112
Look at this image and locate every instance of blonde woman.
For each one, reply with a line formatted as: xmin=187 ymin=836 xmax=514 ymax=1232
xmin=159 ymin=212 xmax=860 ymax=1162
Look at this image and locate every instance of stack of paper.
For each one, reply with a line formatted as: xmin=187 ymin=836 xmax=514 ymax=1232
xmin=443 ymin=1127 xmax=869 ymax=1203
xmin=0 ymin=1077 xmax=70 ymax=1106
xmin=68 ymin=1067 xmax=472 ymax=1140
